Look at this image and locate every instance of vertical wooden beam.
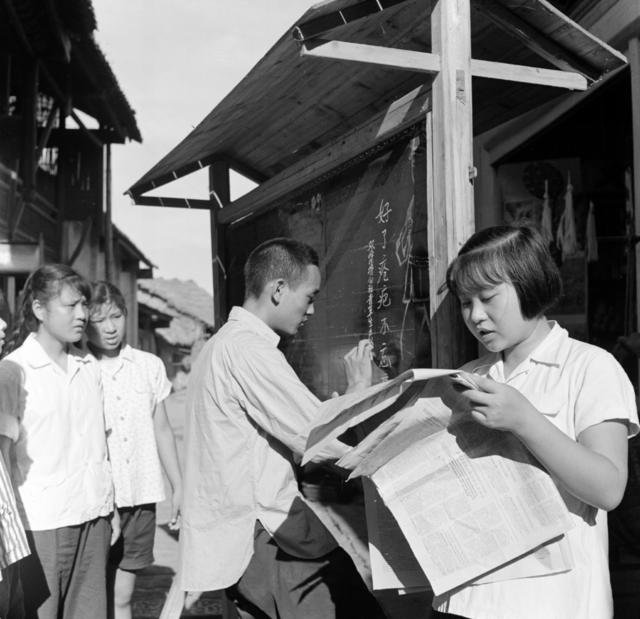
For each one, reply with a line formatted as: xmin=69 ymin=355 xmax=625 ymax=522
xmin=56 ymin=112 xmax=67 ymax=261
xmin=428 ymin=0 xmax=475 ymax=368
xmin=105 ymin=143 xmax=115 ymax=283
xmin=16 ymin=58 xmax=39 ymax=240
xmin=628 ymin=38 xmax=640 ymax=382
xmin=209 ymin=161 xmax=230 ymax=330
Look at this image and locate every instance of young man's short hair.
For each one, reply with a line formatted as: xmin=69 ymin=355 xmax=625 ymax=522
xmin=244 ymin=238 xmax=319 ymax=300
xmin=446 ymin=224 xmax=562 ymax=319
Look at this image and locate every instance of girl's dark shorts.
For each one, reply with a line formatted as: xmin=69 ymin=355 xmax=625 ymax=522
xmin=109 ymin=503 xmax=156 ymax=571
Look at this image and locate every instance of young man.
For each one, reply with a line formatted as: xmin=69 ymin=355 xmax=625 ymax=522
xmin=179 ymin=238 xmax=385 ymax=618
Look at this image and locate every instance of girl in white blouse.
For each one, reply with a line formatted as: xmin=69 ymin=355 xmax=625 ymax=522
xmin=0 ymin=264 xmax=113 ymax=619
xmin=433 ymin=224 xmax=638 ymax=619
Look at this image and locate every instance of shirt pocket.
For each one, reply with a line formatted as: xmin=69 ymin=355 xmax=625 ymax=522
xmin=526 ymin=386 xmax=566 ymax=419
xmin=131 ymin=383 xmax=156 ymax=415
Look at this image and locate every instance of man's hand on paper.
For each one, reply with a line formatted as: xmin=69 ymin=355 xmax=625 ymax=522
xmin=344 ymin=339 xmax=374 ymax=393
xmin=454 ymin=374 xmax=538 ymax=434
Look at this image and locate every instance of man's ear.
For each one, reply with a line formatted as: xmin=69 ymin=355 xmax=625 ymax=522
xmin=270 ymin=279 xmax=286 ymax=305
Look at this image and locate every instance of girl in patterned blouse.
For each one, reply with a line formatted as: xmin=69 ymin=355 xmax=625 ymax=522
xmin=87 ymin=281 xmax=182 ymax=619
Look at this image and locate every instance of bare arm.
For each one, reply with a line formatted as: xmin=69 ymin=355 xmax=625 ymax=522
xmin=0 ymin=435 xmax=11 ymax=472
xmin=153 ymin=399 xmax=183 ymax=529
xmin=462 ymin=375 xmax=629 ymax=511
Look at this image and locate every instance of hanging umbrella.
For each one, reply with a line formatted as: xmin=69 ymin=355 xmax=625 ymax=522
xmin=556 ymin=172 xmax=578 ymax=260
xmin=586 ymin=201 xmax=598 ymax=263
xmin=540 ymin=179 xmax=553 ymax=244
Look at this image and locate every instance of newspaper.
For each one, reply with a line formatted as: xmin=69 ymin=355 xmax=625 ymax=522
xmin=361 ymin=477 xmax=430 ymax=591
xmin=304 ymin=371 xmax=574 ymax=595
xmin=303 ymin=368 xmax=458 ymax=466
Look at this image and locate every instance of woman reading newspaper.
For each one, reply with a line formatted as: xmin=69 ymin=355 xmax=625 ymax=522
xmin=433 ymin=224 xmax=638 ymax=619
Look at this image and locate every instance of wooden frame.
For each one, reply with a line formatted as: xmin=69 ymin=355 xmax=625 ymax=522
xmin=302 ymin=40 xmax=587 ymax=90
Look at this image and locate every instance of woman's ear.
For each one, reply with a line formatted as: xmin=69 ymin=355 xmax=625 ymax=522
xmin=32 ymin=298 xmax=45 ymax=322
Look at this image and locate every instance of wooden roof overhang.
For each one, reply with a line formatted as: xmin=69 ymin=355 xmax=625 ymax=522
xmin=0 ymin=0 xmax=141 ymax=144
xmin=128 ymin=0 xmax=625 ymax=215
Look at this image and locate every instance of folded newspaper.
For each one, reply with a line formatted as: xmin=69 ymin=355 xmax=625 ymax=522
xmin=304 ymin=369 xmax=574 ymax=595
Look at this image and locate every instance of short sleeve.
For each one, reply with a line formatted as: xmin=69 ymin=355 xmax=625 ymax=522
xmin=150 ymin=354 xmax=172 ymax=404
xmin=0 ymin=360 xmax=24 ymax=442
xmin=575 ymin=350 xmax=639 ymax=438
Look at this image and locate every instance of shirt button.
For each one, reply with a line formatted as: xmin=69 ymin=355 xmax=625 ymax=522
xmin=120 ymin=416 xmax=125 ymax=421
xmin=111 ymin=376 xmax=116 ymax=381
xmin=116 ymin=396 xmax=121 ymax=401
xmin=123 ymin=437 xmax=128 ymax=442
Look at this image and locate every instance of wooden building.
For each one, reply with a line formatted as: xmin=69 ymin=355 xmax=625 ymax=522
xmin=129 ymin=0 xmax=640 ymax=614
xmin=129 ymin=0 xmax=638 ymax=383
xmin=0 ymin=0 xmax=147 ymax=341
xmin=137 ymin=277 xmax=214 ymax=385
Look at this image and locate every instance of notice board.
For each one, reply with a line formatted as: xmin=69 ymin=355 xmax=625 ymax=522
xmin=226 ymin=129 xmax=431 ymax=398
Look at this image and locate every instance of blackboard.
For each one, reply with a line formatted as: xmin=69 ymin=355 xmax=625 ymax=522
xmin=226 ymin=129 xmax=431 ymax=398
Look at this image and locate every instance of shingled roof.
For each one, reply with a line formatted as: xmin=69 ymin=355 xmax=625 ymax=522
xmin=0 ymin=0 xmax=141 ymax=143
xmin=137 ymin=278 xmax=214 ymax=328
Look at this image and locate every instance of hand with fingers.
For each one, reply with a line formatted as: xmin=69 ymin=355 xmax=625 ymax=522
xmin=344 ymin=339 xmax=374 ymax=394
xmin=456 ymin=374 xmax=539 ymax=434
xmin=168 ymin=486 xmax=182 ymax=531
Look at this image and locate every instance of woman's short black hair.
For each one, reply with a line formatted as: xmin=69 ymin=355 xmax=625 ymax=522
xmin=445 ymin=224 xmax=562 ymax=319
xmin=244 ymin=237 xmax=319 ymax=300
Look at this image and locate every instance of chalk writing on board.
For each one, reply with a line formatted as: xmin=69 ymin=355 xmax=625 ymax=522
xmin=395 ymin=196 xmax=414 ymax=268
xmin=369 ymin=194 xmax=396 ymax=369
xmin=375 ymin=199 xmax=392 ymax=225
xmin=226 ymin=131 xmax=430 ymax=397
xmin=378 ymin=257 xmax=389 ymax=284
xmin=367 ymin=239 xmax=375 ymax=342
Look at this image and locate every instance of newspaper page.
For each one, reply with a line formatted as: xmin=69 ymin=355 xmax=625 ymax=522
xmin=362 ymin=477 xmax=431 ymax=591
xmin=303 ymin=368 xmax=457 ymax=465
xmin=361 ymin=398 xmax=574 ymax=595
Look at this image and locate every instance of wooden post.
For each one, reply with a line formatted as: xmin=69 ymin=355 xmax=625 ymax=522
xmin=56 ymin=110 xmax=67 ymax=261
xmin=209 ymin=161 xmax=230 ymax=329
xmin=105 ymin=143 xmax=115 ymax=282
xmin=629 ymin=37 xmax=640 ymax=385
xmin=15 ymin=58 xmax=39 ymax=240
xmin=428 ymin=0 xmax=475 ymax=368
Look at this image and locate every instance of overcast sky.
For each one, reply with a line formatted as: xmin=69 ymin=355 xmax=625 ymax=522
xmin=92 ymin=1 xmax=315 ymax=293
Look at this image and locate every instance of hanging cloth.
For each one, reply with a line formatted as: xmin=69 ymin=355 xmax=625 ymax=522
xmin=585 ymin=201 xmax=598 ymax=263
xmin=556 ymin=171 xmax=578 ymax=260
xmin=541 ymin=179 xmax=553 ymax=244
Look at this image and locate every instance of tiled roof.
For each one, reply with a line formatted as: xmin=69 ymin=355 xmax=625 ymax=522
xmin=137 ymin=278 xmax=214 ymax=328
